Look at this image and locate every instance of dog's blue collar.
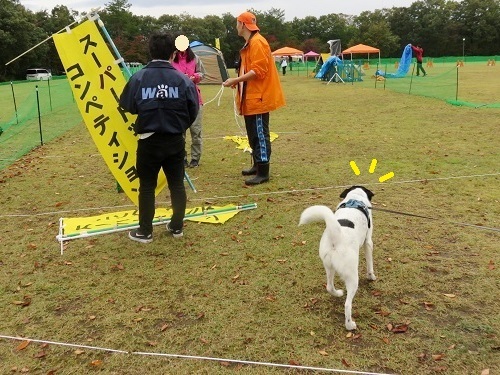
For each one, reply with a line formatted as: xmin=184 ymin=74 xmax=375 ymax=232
xmin=336 ymin=199 xmax=371 ymax=228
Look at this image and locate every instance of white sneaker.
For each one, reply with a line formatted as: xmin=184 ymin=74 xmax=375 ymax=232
xmin=166 ymin=223 xmax=183 ymax=238
xmin=128 ymin=229 xmax=153 ymax=243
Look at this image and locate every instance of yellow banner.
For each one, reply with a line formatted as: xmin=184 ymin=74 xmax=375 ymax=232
xmin=59 ymin=204 xmax=256 ymax=239
xmin=224 ymin=132 xmax=278 ymax=151
xmin=53 ymin=20 xmax=166 ymax=206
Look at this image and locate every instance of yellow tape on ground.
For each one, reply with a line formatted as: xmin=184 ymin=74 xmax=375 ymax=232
xmin=224 ymin=132 xmax=278 ymax=151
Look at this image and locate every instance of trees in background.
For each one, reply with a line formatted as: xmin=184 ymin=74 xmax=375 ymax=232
xmin=0 ymin=0 xmax=51 ymax=80
xmin=1 ymin=0 xmax=499 ymax=81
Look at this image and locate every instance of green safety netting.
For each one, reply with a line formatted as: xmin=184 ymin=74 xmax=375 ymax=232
xmin=0 ymin=77 xmax=80 ymax=170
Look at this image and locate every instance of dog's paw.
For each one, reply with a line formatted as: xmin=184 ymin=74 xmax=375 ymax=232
xmin=333 ymin=289 xmax=344 ymax=297
xmin=345 ymin=320 xmax=357 ymax=331
xmin=367 ymin=272 xmax=377 ymax=281
xmin=327 ymin=286 xmax=343 ymax=297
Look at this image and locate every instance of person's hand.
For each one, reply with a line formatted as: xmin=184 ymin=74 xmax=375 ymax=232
xmin=223 ymin=78 xmax=238 ymax=88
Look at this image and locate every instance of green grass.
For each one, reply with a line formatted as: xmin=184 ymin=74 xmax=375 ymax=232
xmin=0 ymin=71 xmax=499 ymax=374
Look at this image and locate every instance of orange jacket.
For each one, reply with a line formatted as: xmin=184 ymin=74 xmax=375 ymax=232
xmin=236 ymin=33 xmax=285 ymax=115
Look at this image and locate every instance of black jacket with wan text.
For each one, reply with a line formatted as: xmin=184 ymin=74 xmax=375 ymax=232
xmin=119 ymin=60 xmax=199 ymax=135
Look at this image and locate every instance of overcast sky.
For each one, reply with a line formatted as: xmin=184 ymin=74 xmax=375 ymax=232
xmin=21 ymin=0 xmax=419 ymax=20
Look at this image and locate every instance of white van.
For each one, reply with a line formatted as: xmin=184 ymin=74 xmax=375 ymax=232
xmin=26 ymin=68 xmax=52 ymax=81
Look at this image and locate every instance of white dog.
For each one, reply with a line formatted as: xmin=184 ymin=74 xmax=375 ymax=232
xmin=298 ymin=186 xmax=376 ymax=330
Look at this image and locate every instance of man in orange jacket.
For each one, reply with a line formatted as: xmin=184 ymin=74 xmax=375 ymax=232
xmin=223 ymin=11 xmax=286 ymax=185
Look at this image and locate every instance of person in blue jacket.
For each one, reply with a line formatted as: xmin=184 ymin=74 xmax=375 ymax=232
xmin=119 ymin=32 xmax=199 ymax=243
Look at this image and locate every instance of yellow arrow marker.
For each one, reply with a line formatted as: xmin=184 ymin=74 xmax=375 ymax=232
xmin=369 ymin=159 xmax=378 ymax=173
xmin=349 ymin=161 xmax=361 ymax=176
xmin=379 ymin=172 xmax=395 ymax=182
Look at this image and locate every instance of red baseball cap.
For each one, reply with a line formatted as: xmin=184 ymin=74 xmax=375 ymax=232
xmin=237 ymin=11 xmax=260 ymax=31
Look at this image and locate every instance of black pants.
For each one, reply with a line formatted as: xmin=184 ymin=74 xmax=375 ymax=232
xmin=244 ymin=113 xmax=271 ymax=164
xmin=416 ymin=62 xmax=426 ymax=76
xmin=136 ymin=133 xmax=186 ymax=235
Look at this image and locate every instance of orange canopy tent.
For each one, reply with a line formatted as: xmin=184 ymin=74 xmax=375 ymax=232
xmin=342 ymin=43 xmax=380 ymax=64
xmin=271 ymin=46 xmax=304 ymax=58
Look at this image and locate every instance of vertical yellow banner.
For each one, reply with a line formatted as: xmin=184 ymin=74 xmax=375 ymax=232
xmin=53 ymin=20 xmax=166 ymax=206
xmin=215 ymin=37 xmax=220 ymax=50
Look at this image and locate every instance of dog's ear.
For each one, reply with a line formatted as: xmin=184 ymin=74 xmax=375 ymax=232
xmin=360 ymin=187 xmax=375 ymax=201
xmin=339 ymin=186 xmax=354 ymax=198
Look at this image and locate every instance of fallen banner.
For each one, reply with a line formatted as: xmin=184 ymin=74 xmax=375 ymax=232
xmin=56 ymin=203 xmax=257 ymax=253
xmin=224 ymin=132 xmax=278 ymax=152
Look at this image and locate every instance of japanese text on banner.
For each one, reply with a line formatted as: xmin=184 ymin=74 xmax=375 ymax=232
xmin=53 ymin=20 xmax=167 ymax=205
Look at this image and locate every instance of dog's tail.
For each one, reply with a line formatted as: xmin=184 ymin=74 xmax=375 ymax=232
xmin=299 ymin=205 xmax=341 ymax=243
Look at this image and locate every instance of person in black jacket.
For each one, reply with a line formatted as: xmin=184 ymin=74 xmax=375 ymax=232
xmin=119 ymin=32 xmax=199 ymax=243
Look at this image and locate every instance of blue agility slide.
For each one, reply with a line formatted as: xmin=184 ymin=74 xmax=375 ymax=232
xmin=315 ymin=55 xmax=343 ymax=79
xmin=381 ymin=44 xmax=413 ymax=78
xmin=314 ymin=55 xmax=363 ymax=82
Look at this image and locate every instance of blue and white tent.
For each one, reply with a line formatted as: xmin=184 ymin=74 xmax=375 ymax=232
xmin=190 ymin=41 xmax=229 ymax=84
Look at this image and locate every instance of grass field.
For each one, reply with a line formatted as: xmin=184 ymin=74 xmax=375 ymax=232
xmin=0 ymin=69 xmax=499 ymax=374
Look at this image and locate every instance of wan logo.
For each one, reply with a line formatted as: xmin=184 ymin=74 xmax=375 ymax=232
xmin=350 ymin=159 xmax=394 ymax=182
xmin=156 ymin=84 xmax=169 ymax=99
xmin=141 ymin=84 xmax=180 ymax=99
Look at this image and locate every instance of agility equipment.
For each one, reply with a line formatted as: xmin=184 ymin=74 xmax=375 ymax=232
xmin=384 ymin=44 xmax=413 ymax=78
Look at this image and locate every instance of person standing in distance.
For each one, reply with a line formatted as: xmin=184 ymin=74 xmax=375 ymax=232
xmin=171 ymin=44 xmax=206 ymax=168
xmin=119 ymin=32 xmax=199 ymax=243
xmin=280 ymin=58 xmax=287 ymax=75
xmin=411 ymin=43 xmax=427 ymax=77
xmin=223 ymin=11 xmax=285 ymax=185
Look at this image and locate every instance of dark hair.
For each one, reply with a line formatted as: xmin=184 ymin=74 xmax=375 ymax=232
xmin=148 ymin=32 xmax=175 ymax=60
xmin=173 ymin=46 xmax=196 ymax=63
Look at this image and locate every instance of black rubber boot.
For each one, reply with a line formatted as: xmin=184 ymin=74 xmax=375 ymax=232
xmin=245 ymin=163 xmax=269 ymax=185
xmin=242 ymin=155 xmax=257 ymax=176
xmin=241 ymin=164 xmax=257 ymax=176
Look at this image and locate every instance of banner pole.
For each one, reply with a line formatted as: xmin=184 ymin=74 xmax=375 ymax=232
xmin=96 ymin=18 xmax=132 ymax=79
xmin=5 ymin=9 xmax=100 ymax=67
xmin=184 ymin=172 xmax=197 ymax=193
xmin=5 ymin=17 xmax=85 ymax=66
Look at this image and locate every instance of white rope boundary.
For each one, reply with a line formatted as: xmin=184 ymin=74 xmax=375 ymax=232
xmin=199 ymin=83 xmax=246 ymax=135
xmin=0 ymin=172 xmax=498 ymax=219
xmin=0 ymin=335 xmax=395 ymax=375
xmin=1 ymin=176 xmax=496 ymax=372
xmin=202 ymin=84 xmax=224 ymax=107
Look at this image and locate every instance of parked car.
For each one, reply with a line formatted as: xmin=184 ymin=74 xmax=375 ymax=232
xmin=26 ymin=68 xmax=52 ymax=81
